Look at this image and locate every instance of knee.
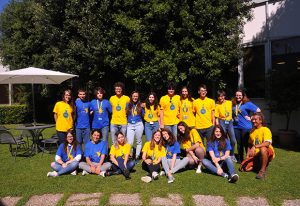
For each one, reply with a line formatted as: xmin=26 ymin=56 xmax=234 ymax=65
xmin=50 ymin=162 xmax=56 ymax=168
xmin=259 ymin=146 xmax=268 ymax=155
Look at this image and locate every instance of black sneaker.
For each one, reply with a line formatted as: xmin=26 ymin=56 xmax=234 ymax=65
xmin=228 ymin=174 xmax=239 ymax=183
xmin=256 ymin=170 xmax=266 ymax=180
xmin=123 ymin=168 xmax=131 ymax=180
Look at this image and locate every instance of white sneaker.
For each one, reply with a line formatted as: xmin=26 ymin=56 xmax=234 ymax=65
xmin=231 ymin=155 xmax=238 ymax=163
xmin=70 ymin=170 xmax=77 ymax=176
xmin=141 ymin=176 xmax=152 ymax=183
xmin=152 ymin=171 xmax=159 ymax=180
xmin=47 ymin=171 xmax=58 ymax=177
xmin=196 ymin=164 xmax=202 ymax=174
xmin=159 ymin=171 xmax=166 ymax=176
xmin=82 ymin=170 xmax=89 ymax=176
xmin=167 ymin=175 xmax=175 ymax=183
xmin=99 ymin=171 xmax=106 ymax=177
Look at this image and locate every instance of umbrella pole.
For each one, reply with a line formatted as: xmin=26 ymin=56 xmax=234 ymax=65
xmin=32 ymin=83 xmax=36 ymax=125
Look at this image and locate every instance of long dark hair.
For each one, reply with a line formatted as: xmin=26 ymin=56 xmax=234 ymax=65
xmin=177 ymin=121 xmax=191 ymax=143
xmin=64 ymin=130 xmax=78 ymax=153
xmin=208 ymin=125 xmax=227 ymax=151
xmin=161 ymin=128 xmax=176 ymax=146
xmin=232 ymin=89 xmax=250 ymax=106
xmin=150 ymin=130 xmax=163 ymax=151
xmin=126 ymin=91 xmax=142 ymax=116
xmin=145 ymin=92 xmax=159 ymax=110
xmin=114 ymin=131 xmax=127 ymax=149
xmin=180 ymin=86 xmax=193 ymax=102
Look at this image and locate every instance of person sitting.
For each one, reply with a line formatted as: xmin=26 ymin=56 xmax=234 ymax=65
xmin=245 ymin=112 xmax=275 ymax=179
xmin=202 ymin=125 xmax=239 ymax=183
xmin=47 ymin=130 xmax=82 ymax=177
xmin=79 ymin=129 xmax=112 ymax=176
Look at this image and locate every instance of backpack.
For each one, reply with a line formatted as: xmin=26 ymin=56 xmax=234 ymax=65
xmin=239 ymin=157 xmax=254 ymax=172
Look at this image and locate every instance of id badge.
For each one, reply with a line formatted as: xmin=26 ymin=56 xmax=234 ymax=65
xmin=225 ymin=120 xmax=229 ymax=125
xmin=98 ymin=117 xmax=102 ymax=121
xmin=150 ymin=121 xmax=154 ymax=125
xmin=131 ymin=120 xmax=136 ymax=124
xmin=183 ymin=115 xmax=188 ymax=120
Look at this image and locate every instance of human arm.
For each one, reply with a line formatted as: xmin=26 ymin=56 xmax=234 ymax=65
xmin=86 ymin=156 xmax=96 ymax=173
xmin=170 ymin=153 xmax=177 ymax=170
xmin=54 ymin=113 xmax=57 ymax=122
xmin=110 ymin=154 xmax=119 ymax=166
xmin=208 ymin=151 xmax=223 ymax=175
xmin=95 ymin=154 xmax=106 ymax=174
xmin=142 ymin=152 xmax=152 ymax=165
xmin=159 ymin=109 xmax=164 ymax=128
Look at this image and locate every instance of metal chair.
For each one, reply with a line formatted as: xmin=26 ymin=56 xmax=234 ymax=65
xmin=41 ymin=135 xmax=59 ymax=155
xmin=0 ymin=130 xmax=28 ymax=161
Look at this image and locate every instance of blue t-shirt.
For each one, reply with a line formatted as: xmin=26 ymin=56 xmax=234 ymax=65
xmin=90 ymin=99 xmax=112 ymax=129
xmin=207 ymin=139 xmax=231 ymax=158
xmin=56 ymin=143 xmax=82 ymax=162
xmin=166 ymin=141 xmax=181 ymax=159
xmin=84 ymin=140 xmax=108 ymax=163
xmin=75 ymin=99 xmax=90 ymax=129
xmin=232 ymin=101 xmax=258 ymax=130
xmin=126 ymin=103 xmax=144 ymax=124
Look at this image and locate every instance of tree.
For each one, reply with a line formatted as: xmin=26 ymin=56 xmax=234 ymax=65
xmin=0 ymin=0 xmax=252 ymax=93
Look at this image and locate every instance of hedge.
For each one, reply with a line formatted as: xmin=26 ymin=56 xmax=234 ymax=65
xmin=0 ymin=104 xmax=29 ymax=124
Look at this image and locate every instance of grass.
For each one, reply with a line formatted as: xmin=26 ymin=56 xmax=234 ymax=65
xmin=0 ymin=124 xmax=299 ymax=206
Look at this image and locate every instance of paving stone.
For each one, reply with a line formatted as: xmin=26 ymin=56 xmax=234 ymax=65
xmin=108 ymin=193 xmax=142 ymax=205
xmin=0 ymin=196 xmax=22 ymax=206
xmin=65 ymin=193 xmax=102 ymax=206
xmin=150 ymin=194 xmax=183 ymax=206
xmin=237 ymin=197 xmax=269 ymax=206
xmin=25 ymin=194 xmax=63 ymax=206
xmin=193 ymin=195 xmax=227 ymax=206
xmin=283 ymin=199 xmax=300 ymax=206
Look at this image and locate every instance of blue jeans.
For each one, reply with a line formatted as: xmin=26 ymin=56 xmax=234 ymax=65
xmin=51 ymin=161 xmax=79 ymax=176
xmin=111 ymin=156 xmax=135 ymax=174
xmin=202 ymin=157 xmax=236 ymax=176
xmin=165 ymin=124 xmax=177 ymax=139
xmin=56 ymin=131 xmax=67 ymax=144
xmin=75 ymin=128 xmax=90 ymax=144
xmin=110 ymin=124 xmax=127 ymax=145
xmin=234 ymin=128 xmax=250 ymax=162
xmin=197 ymin=126 xmax=214 ymax=146
xmin=127 ymin=121 xmax=144 ymax=159
xmin=219 ymin=120 xmax=236 ymax=156
xmin=144 ymin=121 xmax=159 ymax=142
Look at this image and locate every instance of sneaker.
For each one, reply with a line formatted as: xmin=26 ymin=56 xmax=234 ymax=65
xmin=99 ymin=171 xmax=106 ymax=177
xmin=167 ymin=175 xmax=175 ymax=183
xmin=123 ymin=168 xmax=131 ymax=180
xmin=152 ymin=171 xmax=159 ymax=180
xmin=222 ymin=173 xmax=229 ymax=179
xmin=231 ymin=155 xmax=238 ymax=163
xmin=196 ymin=164 xmax=202 ymax=174
xmin=228 ymin=174 xmax=239 ymax=183
xmin=47 ymin=171 xmax=58 ymax=177
xmin=160 ymin=171 xmax=166 ymax=176
xmin=82 ymin=170 xmax=89 ymax=176
xmin=256 ymin=170 xmax=266 ymax=180
xmin=141 ymin=176 xmax=152 ymax=183
xmin=70 ymin=170 xmax=77 ymax=176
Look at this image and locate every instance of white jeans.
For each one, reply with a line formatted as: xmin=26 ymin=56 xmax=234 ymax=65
xmin=127 ymin=121 xmax=144 ymax=159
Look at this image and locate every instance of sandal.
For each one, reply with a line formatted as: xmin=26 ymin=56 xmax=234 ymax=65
xmin=256 ymin=170 xmax=266 ymax=179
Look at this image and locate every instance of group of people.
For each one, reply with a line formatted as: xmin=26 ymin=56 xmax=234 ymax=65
xmin=47 ymin=82 xmax=275 ymax=183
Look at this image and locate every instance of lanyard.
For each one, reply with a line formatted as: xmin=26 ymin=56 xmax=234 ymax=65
xmin=67 ymin=145 xmax=74 ymax=159
xmin=132 ymin=104 xmax=137 ymax=117
xmin=97 ymin=100 xmax=103 ymax=113
xmin=235 ymin=102 xmax=242 ymax=116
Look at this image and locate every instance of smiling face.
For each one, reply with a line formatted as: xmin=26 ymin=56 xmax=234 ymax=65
xmin=117 ymin=133 xmax=125 ymax=145
xmin=148 ymin=94 xmax=155 ymax=104
xmin=66 ymin=132 xmax=74 ymax=144
xmin=214 ymin=127 xmax=222 ymax=139
xmin=178 ymin=125 xmax=185 ymax=134
xmin=198 ymin=87 xmax=207 ymax=99
xmin=96 ymin=91 xmax=103 ymax=100
xmin=92 ymin=130 xmax=101 ymax=143
xmin=181 ymin=88 xmax=188 ymax=99
xmin=162 ymin=131 xmax=169 ymax=141
xmin=78 ymin=91 xmax=86 ymax=101
xmin=235 ymin=91 xmax=243 ymax=102
xmin=218 ymin=94 xmax=225 ymax=103
xmin=63 ymin=91 xmax=72 ymax=102
xmin=132 ymin=92 xmax=139 ymax=103
xmin=167 ymin=88 xmax=175 ymax=96
xmin=115 ymin=86 xmax=123 ymax=96
xmin=251 ymin=115 xmax=262 ymax=128
xmin=153 ymin=131 xmax=161 ymax=143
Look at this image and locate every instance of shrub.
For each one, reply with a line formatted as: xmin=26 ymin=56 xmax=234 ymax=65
xmin=0 ymin=104 xmax=29 ymax=124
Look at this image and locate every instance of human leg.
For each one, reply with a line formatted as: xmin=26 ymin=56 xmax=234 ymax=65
xmin=75 ymin=128 xmax=84 ymax=144
xmin=227 ymin=122 xmax=236 ymax=156
xmin=82 ymin=128 xmax=91 ymax=144
xmin=170 ymin=157 xmax=189 ymax=174
xmin=100 ymin=162 xmax=112 ymax=172
xmin=120 ymin=124 xmax=127 ymax=138
xmin=79 ymin=162 xmax=92 ymax=173
xmin=197 ymin=129 xmax=206 ymax=145
xmin=161 ymin=157 xmax=171 ymax=174
xmin=110 ymin=124 xmax=119 ymax=145
xmin=126 ymin=123 xmax=135 ymax=147
xmin=56 ymin=161 xmax=79 ymax=176
xmin=100 ymin=126 xmax=109 ymax=142
xmin=234 ymin=128 xmax=243 ymax=162
xmin=144 ymin=122 xmax=152 ymax=142
xmin=56 ymin=131 xmax=67 ymax=144
xmin=135 ymin=122 xmax=144 ymax=159
xmin=170 ymin=124 xmax=177 ymax=138
xmin=223 ymin=157 xmax=236 ymax=176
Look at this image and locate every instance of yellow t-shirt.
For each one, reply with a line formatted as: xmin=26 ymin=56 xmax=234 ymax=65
xmin=109 ymin=143 xmax=131 ymax=159
xmin=53 ymin=101 xmax=73 ymax=132
xmin=159 ymin=94 xmax=180 ymax=125
xmin=181 ymin=129 xmax=205 ymax=151
xmin=179 ymin=98 xmax=195 ymax=127
xmin=109 ymin=95 xmax=130 ymax=125
xmin=142 ymin=141 xmax=166 ymax=164
xmin=249 ymin=126 xmax=275 ymax=159
xmin=215 ymin=100 xmax=233 ymax=121
xmin=144 ymin=105 xmax=160 ymax=123
xmin=193 ymin=97 xmax=215 ymax=129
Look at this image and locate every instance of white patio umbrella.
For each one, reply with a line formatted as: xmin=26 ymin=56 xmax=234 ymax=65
xmin=0 ymin=67 xmax=78 ymax=123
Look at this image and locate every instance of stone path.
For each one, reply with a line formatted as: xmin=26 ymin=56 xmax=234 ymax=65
xmin=0 ymin=193 xmax=299 ymax=206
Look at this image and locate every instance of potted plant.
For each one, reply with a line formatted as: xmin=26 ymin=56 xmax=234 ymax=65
xmin=269 ymin=66 xmax=300 ymax=147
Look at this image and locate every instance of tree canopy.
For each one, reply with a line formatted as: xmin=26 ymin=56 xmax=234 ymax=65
xmin=0 ymin=0 xmax=251 ymax=94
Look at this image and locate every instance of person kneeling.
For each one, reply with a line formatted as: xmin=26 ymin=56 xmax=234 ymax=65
xmin=79 ymin=129 xmax=112 ymax=176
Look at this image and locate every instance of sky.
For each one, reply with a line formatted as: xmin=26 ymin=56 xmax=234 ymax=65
xmin=0 ymin=0 xmax=9 ymax=13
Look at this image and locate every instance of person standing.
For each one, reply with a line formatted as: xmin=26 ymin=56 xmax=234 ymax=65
xmin=179 ymin=86 xmax=195 ymax=128
xmin=53 ymin=89 xmax=74 ymax=144
xmin=110 ymin=82 xmax=130 ymax=144
xmin=75 ymin=89 xmax=90 ymax=145
xmin=232 ymin=89 xmax=261 ymax=163
xmin=215 ymin=90 xmax=237 ymax=162
xmin=90 ymin=87 xmax=112 ymax=142
xmin=144 ymin=92 xmax=160 ymax=142
xmin=159 ymin=83 xmax=180 ymax=137
xmin=193 ymin=84 xmax=215 ymax=144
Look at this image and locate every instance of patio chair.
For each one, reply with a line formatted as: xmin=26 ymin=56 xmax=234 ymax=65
xmin=41 ymin=135 xmax=59 ymax=155
xmin=0 ymin=130 xmax=28 ymax=161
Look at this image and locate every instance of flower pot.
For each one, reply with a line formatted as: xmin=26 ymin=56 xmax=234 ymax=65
xmin=278 ymin=130 xmax=297 ymax=148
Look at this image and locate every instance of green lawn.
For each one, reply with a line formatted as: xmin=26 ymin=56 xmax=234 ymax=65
xmin=0 ymin=125 xmax=299 ymax=206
